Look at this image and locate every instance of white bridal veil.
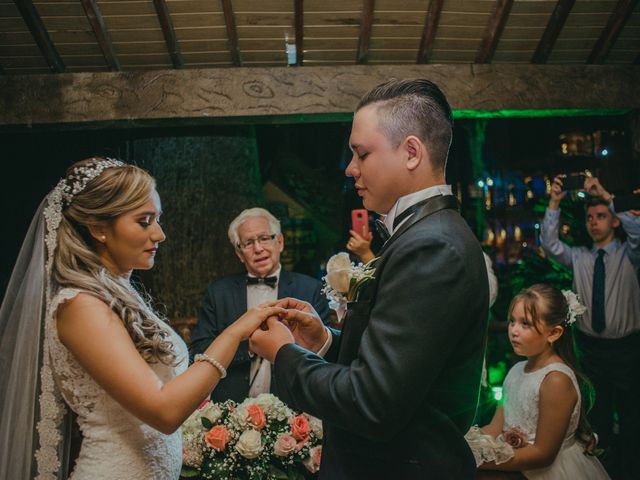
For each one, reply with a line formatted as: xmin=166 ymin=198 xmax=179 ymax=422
xmin=0 ymin=196 xmax=71 ymax=479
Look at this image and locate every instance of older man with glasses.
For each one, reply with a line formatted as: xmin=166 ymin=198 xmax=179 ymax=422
xmin=189 ymin=207 xmax=330 ymax=403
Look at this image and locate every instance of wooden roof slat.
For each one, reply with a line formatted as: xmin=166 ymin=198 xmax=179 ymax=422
xmin=14 ymin=0 xmax=65 ymax=72
xmin=417 ymin=0 xmax=444 ymax=64
xmin=220 ymin=0 xmax=241 ymax=66
xmin=532 ymin=0 xmax=576 ymax=64
xmin=357 ymin=0 xmax=374 ymax=63
xmin=153 ymin=0 xmax=184 ymax=68
xmin=294 ymin=0 xmax=303 ymax=65
xmin=475 ymin=0 xmax=515 ymax=63
xmin=588 ymin=0 xmax=639 ymax=64
xmin=80 ymin=0 xmax=120 ymax=71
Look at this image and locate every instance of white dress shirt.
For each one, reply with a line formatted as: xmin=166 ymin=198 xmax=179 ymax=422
xmin=383 ymin=184 xmax=453 ymax=236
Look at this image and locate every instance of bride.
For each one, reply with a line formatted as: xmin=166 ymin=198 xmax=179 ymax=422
xmin=0 ymin=158 xmax=282 ymax=479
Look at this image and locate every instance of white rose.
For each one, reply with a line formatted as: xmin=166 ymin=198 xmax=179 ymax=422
xmin=305 ymin=414 xmax=323 ymax=440
xmin=199 ymin=402 xmax=223 ymax=424
xmin=326 ymin=252 xmax=352 ymax=273
xmin=235 ymin=429 xmax=263 ymax=459
xmin=229 ymin=405 xmax=250 ymax=429
xmin=326 ymin=269 xmax=351 ymax=294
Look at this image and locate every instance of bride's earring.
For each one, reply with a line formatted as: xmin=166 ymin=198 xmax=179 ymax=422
xmin=100 ymin=235 xmax=106 ymax=242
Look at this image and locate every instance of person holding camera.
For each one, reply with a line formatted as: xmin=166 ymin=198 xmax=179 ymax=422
xmin=541 ymin=175 xmax=640 ymax=479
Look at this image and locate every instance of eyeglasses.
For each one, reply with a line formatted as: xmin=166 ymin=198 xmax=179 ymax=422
xmin=238 ymin=234 xmax=277 ymax=251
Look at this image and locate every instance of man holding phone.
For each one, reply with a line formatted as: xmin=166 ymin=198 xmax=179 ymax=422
xmin=541 ymin=175 xmax=640 ymax=478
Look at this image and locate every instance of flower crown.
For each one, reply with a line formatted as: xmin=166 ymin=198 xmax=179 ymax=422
xmin=561 ymin=290 xmax=587 ymax=326
xmin=42 ymin=158 xmax=125 ymax=280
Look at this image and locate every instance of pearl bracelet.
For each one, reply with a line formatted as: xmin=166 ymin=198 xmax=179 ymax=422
xmin=194 ymin=353 xmax=227 ymax=379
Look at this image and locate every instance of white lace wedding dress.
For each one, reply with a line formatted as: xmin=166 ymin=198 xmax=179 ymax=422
xmin=47 ymin=288 xmax=188 ymax=479
xmin=503 ymin=361 xmax=609 ymax=479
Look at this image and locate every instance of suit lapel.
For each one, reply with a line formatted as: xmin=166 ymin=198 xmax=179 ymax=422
xmin=338 ymin=195 xmax=459 ymax=364
xmin=378 ymin=195 xmax=459 ymax=257
xmin=277 ymin=269 xmax=294 ymax=299
xmin=232 ymin=274 xmax=248 ymax=316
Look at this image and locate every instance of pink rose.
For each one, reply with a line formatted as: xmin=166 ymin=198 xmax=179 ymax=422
xmin=502 ymin=426 xmax=528 ymax=449
xmin=247 ymin=404 xmax=267 ymax=430
xmin=273 ymin=433 xmax=297 ymax=457
xmin=303 ymin=445 xmax=322 ymax=473
xmin=290 ymin=414 xmax=311 ymax=442
xmin=204 ymin=425 xmax=231 ymax=451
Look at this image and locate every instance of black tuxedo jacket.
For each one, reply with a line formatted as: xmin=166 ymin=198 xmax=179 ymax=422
xmin=273 ymin=196 xmax=489 ymax=480
xmin=189 ymin=269 xmax=330 ymax=403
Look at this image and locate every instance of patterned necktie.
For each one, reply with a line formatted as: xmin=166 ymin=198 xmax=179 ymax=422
xmin=591 ymin=249 xmax=606 ymax=333
xmin=246 ymin=276 xmax=277 ymax=288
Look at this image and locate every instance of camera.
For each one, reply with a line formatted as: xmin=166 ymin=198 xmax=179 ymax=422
xmin=561 ymin=174 xmax=586 ymax=191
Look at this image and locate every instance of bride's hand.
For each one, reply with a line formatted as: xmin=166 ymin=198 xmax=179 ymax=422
xmin=225 ymin=306 xmax=286 ymax=341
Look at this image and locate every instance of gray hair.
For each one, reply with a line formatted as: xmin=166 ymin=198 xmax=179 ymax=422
xmin=227 ymin=207 xmax=281 ymax=248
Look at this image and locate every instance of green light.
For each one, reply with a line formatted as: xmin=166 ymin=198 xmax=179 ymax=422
xmin=452 ymin=108 xmax=630 ymax=119
xmin=491 ymin=386 xmax=503 ymax=402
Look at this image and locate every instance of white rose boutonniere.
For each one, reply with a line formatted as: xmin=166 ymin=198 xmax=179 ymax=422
xmin=323 ymin=252 xmax=377 ymax=321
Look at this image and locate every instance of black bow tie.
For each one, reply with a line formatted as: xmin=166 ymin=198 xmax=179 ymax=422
xmin=246 ymin=276 xmax=277 ymax=288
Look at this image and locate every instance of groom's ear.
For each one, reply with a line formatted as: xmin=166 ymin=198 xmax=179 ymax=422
xmin=404 ymin=136 xmax=425 ymax=172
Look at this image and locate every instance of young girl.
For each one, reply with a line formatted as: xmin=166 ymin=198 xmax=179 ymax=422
xmin=470 ymin=284 xmax=609 ymax=479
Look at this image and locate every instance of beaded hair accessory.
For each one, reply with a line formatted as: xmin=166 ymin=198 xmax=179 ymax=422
xmin=36 ymin=158 xmax=124 ymax=479
xmin=43 ymin=158 xmax=125 ymax=276
xmin=561 ymin=290 xmax=587 ymax=326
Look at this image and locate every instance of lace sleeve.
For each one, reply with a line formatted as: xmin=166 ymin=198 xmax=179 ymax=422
xmin=465 ymin=425 xmax=515 ymax=467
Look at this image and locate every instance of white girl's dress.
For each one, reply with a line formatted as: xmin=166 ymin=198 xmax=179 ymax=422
xmin=47 ymin=288 xmax=188 ymax=479
xmin=503 ymin=361 xmax=609 ymax=479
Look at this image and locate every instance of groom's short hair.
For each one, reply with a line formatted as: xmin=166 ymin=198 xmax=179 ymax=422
xmin=357 ymin=79 xmax=453 ymax=172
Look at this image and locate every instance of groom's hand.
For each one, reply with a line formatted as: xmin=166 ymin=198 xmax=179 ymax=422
xmin=249 ymin=317 xmax=294 ymax=363
xmin=268 ymin=298 xmax=328 ymax=352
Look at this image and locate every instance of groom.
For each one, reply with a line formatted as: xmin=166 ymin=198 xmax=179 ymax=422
xmin=250 ymin=79 xmax=489 ymax=479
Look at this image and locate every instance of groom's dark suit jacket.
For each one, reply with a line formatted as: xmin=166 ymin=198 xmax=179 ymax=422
xmin=273 ymin=196 xmax=489 ymax=480
xmin=189 ymin=269 xmax=330 ymax=403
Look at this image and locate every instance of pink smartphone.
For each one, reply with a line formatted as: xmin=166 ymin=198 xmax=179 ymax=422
xmin=351 ymin=209 xmax=369 ymax=236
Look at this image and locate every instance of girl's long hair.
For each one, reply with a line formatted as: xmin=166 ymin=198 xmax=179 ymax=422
xmin=51 ymin=158 xmax=176 ymax=364
xmin=508 ymin=284 xmax=597 ymax=454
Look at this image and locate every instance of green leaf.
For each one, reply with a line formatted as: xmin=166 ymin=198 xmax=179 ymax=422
xmin=180 ymin=466 xmax=200 ymax=478
xmin=201 ymin=417 xmax=213 ymax=429
xmin=269 ymin=465 xmax=289 ymax=479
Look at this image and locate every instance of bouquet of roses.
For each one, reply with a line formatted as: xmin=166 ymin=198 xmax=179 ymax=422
xmin=181 ymin=393 xmax=323 ymax=480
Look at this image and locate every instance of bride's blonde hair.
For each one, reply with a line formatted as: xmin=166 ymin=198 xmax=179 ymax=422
xmin=51 ymin=158 xmax=175 ymax=364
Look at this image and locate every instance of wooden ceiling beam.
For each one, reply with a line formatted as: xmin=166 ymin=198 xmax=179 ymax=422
xmin=475 ymin=0 xmax=514 ymax=64
xmin=417 ymin=0 xmax=444 ymax=64
xmin=357 ymin=0 xmax=375 ymax=64
xmin=294 ymin=0 xmax=304 ymax=66
xmin=153 ymin=0 xmax=183 ymax=68
xmin=80 ymin=0 xmax=120 ymax=71
xmin=220 ymin=0 xmax=241 ymax=67
xmin=2 ymin=65 xmax=638 ymax=128
xmin=531 ymin=0 xmax=575 ymax=64
xmin=588 ymin=0 xmax=639 ymax=64
xmin=14 ymin=0 xmax=65 ymax=73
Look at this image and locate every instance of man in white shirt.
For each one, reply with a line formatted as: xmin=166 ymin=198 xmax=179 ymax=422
xmin=189 ymin=207 xmax=330 ymax=402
